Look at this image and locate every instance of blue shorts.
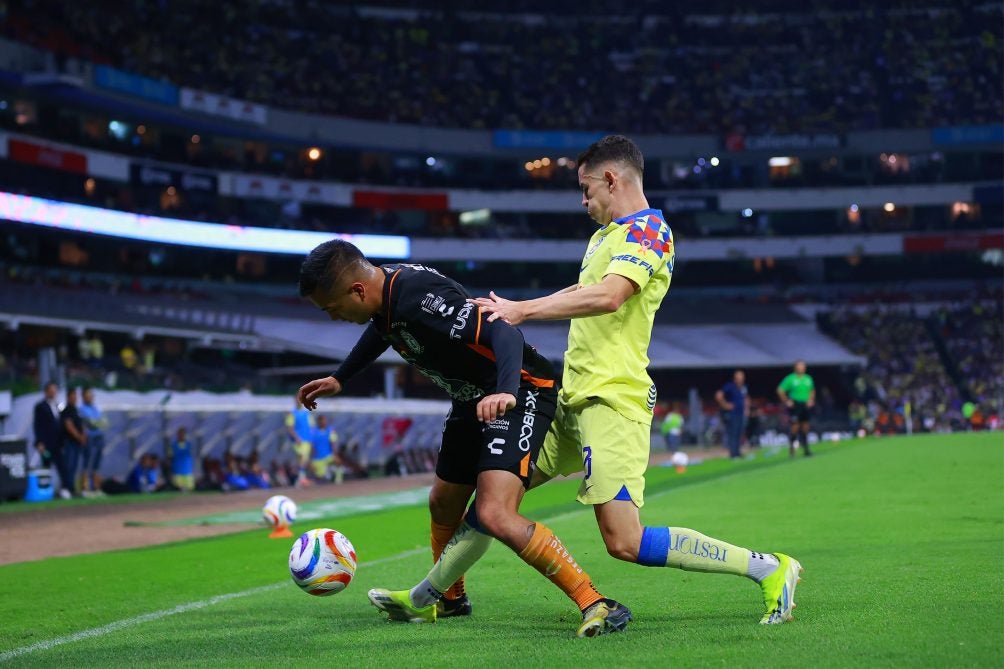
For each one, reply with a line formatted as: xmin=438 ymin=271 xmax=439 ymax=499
xmin=83 ymin=433 xmax=104 ymax=471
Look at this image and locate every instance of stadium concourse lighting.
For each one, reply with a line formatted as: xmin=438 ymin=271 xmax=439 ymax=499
xmin=768 ymin=156 xmax=793 ymax=167
xmin=425 ymin=156 xmax=437 ymax=166
xmin=307 ymin=147 xmax=322 ymax=161
xmin=0 ymin=191 xmax=410 ymax=258
xmin=742 ymin=208 xmax=754 ymax=217
xmin=883 ymin=202 xmax=896 ymax=212
xmin=710 ymin=156 xmax=720 ymax=166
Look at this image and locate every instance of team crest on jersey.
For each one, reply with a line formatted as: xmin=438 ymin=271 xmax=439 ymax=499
xmin=400 ymin=330 xmax=423 ymax=354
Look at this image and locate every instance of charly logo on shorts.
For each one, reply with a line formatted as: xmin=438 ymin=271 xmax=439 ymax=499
xmin=647 ymin=384 xmax=657 ymax=411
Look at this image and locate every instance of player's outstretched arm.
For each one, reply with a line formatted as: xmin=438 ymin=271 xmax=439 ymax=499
xmin=300 ymin=324 xmax=389 ymax=410
xmin=475 ymin=274 xmax=635 ymax=324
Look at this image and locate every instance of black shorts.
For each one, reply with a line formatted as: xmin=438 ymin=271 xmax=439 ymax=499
xmin=788 ymin=402 xmax=811 ymax=423
xmin=436 ymin=383 xmax=557 ymax=488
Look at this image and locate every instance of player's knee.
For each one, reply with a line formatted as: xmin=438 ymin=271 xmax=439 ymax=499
xmin=472 ymin=499 xmax=506 ymax=539
xmin=428 ymin=488 xmax=459 ymax=523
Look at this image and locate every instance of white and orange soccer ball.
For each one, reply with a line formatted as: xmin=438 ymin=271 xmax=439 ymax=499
xmin=262 ymin=494 xmax=297 ymax=529
xmin=289 ymin=528 xmax=358 ymax=596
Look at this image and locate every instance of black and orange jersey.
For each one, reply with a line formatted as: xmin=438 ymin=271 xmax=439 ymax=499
xmin=333 ymin=264 xmax=555 ymax=402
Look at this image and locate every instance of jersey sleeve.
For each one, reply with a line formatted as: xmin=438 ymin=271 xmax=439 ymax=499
xmin=604 ymin=215 xmax=674 ymax=290
xmin=778 ymin=374 xmax=793 ymax=393
xmin=333 ymin=323 xmax=391 ymax=384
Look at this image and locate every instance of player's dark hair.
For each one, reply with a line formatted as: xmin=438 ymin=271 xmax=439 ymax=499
xmin=298 ymin=239 xmax=366 ymax=297
xmin=577 ymin=135 xmax=644 ymax=175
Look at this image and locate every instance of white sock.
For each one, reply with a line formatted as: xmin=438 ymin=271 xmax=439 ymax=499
xmin=409 ymin=579 xmax=443 ymax=608
xmin=746 ymin=552 xmax=780 ymax=582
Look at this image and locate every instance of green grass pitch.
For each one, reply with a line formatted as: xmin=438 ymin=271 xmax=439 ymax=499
xmin=1 ymin=432 xmax=1001 ymax=668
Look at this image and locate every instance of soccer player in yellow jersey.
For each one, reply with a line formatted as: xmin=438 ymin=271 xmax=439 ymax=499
xmin=392 ymin=135 xmax=802 ymax=628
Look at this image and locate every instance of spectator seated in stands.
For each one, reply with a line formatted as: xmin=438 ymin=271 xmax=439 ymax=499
xmin=100 ymin=453 xmax=166 ymax=495
xmin=9 ymin=3 xmax=1000 ymax=135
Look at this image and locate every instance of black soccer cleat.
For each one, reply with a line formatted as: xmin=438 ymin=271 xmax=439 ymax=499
xmin=436 ymin=594 xmax=473 ymax=618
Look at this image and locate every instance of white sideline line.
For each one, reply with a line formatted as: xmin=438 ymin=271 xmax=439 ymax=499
xmin=0 ymin=547 xmax=426 ymax=663
xmin=1 ymin=479 xmax=707 ymax=662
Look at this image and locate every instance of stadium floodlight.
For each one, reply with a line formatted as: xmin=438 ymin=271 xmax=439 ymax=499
xmin=0 ymin=191 xmax=410 ymax=258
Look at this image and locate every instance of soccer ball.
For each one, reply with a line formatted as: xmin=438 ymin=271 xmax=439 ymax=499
xmin=289 ymin=528 xmax=358 ymax=596
xmin=263 ymin=494 xmax=297 ymax=529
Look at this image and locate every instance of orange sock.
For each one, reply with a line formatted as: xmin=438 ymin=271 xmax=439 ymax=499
xmin=431 ymin=520 xmax=466 ymax=600
xmin=518 ymin=522 xmax=603 ymax=611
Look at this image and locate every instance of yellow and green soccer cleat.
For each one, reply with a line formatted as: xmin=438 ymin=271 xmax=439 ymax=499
xmin=576 ymin=599 xmax=633 ymax=638
xmin=368 ymin=588 xmax=437 ymax=623
xmin=759 ymin=553 xmax=803 ymax=624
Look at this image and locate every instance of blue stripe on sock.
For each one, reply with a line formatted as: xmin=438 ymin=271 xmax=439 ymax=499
xmin=637 ymin=526 xmax=670 ymax=566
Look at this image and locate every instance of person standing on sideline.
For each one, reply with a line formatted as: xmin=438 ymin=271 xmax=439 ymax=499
xmin=60 ymin=387 xmax=88 ymax=496
xmin=310 ymin=414 xmax=340 ymax=482
xmin=79 ymin=387 xmax=108 ymax=496
xmin=167 ymin=426 xmax=196 ymax=491
xmin=286 ymin=400 xmax=314 ymax=487
xmin=777 ymin=360 xmax=816 ymax=457
xmin=716 ymin=370 xmax=750 ymax=459
xmin=660 ymin=404 xmax=683 ymax=452
xmin=33 ymin=382 xmax=68 ymax=498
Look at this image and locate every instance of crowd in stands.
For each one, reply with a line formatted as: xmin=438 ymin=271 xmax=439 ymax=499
xmin=826 ymin=300 xmax=1003 ymax=434
xmin=934 ymin=301 xmax=1004 ymax=412
xmin=6 ymin=1 xmax=1001 ymax=134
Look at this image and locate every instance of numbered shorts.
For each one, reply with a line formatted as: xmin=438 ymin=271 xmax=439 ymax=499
xmin=536 ymin=399 xmax=651 ymax=507
xmin=436 ymin=384 xmax=557 ymax=488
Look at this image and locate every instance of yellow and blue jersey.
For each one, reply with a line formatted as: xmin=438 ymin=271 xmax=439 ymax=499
xmin=562 ymin=208 xmax=673 ymax=424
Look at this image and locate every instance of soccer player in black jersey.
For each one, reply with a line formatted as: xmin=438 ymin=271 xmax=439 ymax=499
xmin=296 ymin=240 xmax=630 ymax=637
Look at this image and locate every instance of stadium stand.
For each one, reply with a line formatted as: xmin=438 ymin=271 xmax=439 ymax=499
xmin=6 ymin=1 xmax=1001 ymax=133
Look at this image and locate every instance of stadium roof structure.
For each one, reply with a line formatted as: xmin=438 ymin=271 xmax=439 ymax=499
xmin=254 ymin=318 xmax=864 ymax=370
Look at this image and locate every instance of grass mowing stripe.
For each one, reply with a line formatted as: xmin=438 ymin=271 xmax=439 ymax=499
xmin=0 ymin=546 xmax=426 ymax=663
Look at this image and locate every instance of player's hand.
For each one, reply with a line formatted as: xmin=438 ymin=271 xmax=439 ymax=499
xmin=807 ymin=399 xmax=815 ymax=409
xmin=472 ymin=291 xmax=525 ymax=325
xmin=786 ymin=400 xmax=794 ymax=408
xmin=298 ymin=376 xmax=343 ymax=410
xmin=476 ymin=393 xmax=517 ymax=422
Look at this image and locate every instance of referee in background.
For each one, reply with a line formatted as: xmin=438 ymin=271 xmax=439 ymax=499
xmin=777 ymin=360 xmax=816 ymax=457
